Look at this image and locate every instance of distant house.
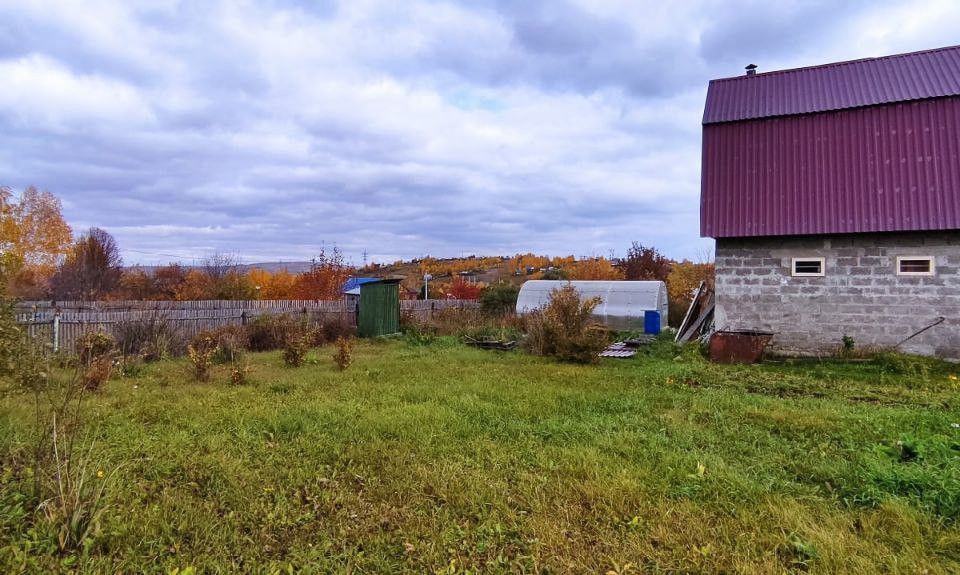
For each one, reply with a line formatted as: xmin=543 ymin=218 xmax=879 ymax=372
xmin=701 ymin=46 xmax=960 ymax=358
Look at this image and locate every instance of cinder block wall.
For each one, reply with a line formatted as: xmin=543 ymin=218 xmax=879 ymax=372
xmin=714 ymin=231 xmax=960 ymax=359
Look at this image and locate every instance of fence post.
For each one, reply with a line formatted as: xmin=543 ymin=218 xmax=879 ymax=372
xmin=52 ymin=314 xmax=60 ymax=353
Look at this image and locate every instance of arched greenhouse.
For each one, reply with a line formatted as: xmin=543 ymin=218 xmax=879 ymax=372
xmin=515 ymin=280 xmax=668 ymax=331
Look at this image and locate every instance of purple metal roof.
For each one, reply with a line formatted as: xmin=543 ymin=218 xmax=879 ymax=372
xmin=701 ymin=98 xmax=960 ymax=238
xmin=704 ymin=45 xmax=960 ymax=124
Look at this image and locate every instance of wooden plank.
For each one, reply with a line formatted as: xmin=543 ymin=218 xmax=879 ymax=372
xmin=677 ymin=300 xmax=715 ymax=344
xmin=675 ymin=281 xmax=705 ymax=343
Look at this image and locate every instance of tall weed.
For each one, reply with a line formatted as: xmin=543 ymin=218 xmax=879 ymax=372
xmin=187 ymin=334 xmax=218 ymax=382
xmin=113 ymin=316 xmax=185 ymax=361
xmin=524 ymin=284 xmax=609 ymax=363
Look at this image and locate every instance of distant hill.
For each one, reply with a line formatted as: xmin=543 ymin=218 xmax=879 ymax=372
xmin=240 ymin=261 xmax=315 ymax=274
xmin=128 ymin=261 xmax=315 ymax=274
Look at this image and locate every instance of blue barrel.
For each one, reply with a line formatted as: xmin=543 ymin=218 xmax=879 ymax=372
xmin=644 ymin=310 xmax=661 ymax=335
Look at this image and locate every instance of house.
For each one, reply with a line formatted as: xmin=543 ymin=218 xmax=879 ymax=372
xmin=701 ymin=46 xmax=960 ymax=358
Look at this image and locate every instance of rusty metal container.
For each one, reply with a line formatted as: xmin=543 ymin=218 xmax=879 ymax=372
xmin=709 ymin=330 xmax=775 ymax=364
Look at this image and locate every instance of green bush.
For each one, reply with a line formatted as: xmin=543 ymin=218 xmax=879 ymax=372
xmin=0 ymin=297 xmax=23 ymax=378
xmin=872 ymin=351 xmax=949 ymax=378
xmin=480 ymin=284 xmax=519 ymax=315
xmin=282 ymin=333 xmax=310 ymax=367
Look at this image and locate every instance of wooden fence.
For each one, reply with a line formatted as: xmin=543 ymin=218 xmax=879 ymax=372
xmin=15 ymin=299 xmax=479 ymax=352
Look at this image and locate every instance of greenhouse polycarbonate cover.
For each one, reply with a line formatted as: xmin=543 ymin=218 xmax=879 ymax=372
xmin=515 ymin=280 xmax=668 ymax=331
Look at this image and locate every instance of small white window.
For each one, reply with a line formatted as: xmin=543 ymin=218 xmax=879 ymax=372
xmin=896 ymin=256 xmax=935 ymax=276
xmin=791 ymin=257 xmax=825 ymax=277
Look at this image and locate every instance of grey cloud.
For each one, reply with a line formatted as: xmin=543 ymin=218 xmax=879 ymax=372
xmin=421 ymin=1 xmax=704 ymax=97
xmin=0 ymin=0 xmax=938 ymax=266
xmin=697 ymin=0 xmax=899 ymax=72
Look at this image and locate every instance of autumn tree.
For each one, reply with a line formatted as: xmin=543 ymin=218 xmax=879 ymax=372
xmin=622 ymin=242 xmax=671 ymax=281
xmin=569 ymin=257 xmax=622 ymax=280
xmin=247 ymin=268 xmax=298 ymax=300
xmin=666 ymin=260 xmax=716 ymax=326
xmin=294 ymin=246 xmax=352 ymax=300
xmin=446 ymin=277 xmax=482 ymax=300
xmin=176 ymin=269 xmax=214 ymax=300
xmin=153 ymin=264 xmax=189 ymax=300
xmin=197 ymin=252 xmax=250 ymax=299
xmin=50 ymin=227 xmax=123 ymax=300
xmin=117 ymin=267 xmax=156 ymax=300
xmin=0 ymin=186 xmax=73 ymax=296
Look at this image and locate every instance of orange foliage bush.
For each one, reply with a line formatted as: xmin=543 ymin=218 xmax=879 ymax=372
xmin=446 ymin=277 xmax=482 ymax=300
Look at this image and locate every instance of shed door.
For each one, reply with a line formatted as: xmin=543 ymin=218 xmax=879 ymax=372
xmin=359 ymin=283 xmax=400 ymax=337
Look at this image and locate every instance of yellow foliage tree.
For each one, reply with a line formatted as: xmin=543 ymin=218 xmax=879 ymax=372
xmin=569 ymin=257 xmax=623 ymax=280
xmin=666 ymin=260 xmax=716 ymax=325
xmin=247 ymin=268 xmax=298 ymax=299
xmin=175 ymin=270 xmax=214 ymax=300
xmin=0 ymin=186 xmax=73 ymax=296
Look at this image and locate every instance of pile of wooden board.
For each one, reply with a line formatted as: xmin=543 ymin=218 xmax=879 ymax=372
xmin=598 ymin=335 xmax=656 ymax=358
xmin=464 ymin=337 xmax=517 ymax=351
xmin=675 ymin=281 xmax=715 ymax=344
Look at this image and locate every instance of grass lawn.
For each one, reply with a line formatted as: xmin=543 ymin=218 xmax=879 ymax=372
xmin=1 ymin=336 xmax=959 ymax=573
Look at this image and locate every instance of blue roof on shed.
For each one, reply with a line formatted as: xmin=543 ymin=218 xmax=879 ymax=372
xmin=342 ymin=277 xmax=379 ymax=293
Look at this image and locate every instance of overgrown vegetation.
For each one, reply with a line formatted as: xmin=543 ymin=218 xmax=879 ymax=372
xmin=524 ymin=284 xmax=610 ymax=363
xmin=479 ymin=283 xmax=519 ymax=315
xmin=187 ymin=333 xmax=218 ymax=382
xmin=0 ymin=335 xmax=957 ymax=573
xmin=332 ymin=336 xmax=353 ymax=370
xmin=282 ymin=332 xmax=310 ymax=367
xmin=0 ymin=290 xmax=114 ymax=561
xmin=113 ymin=315 xmax=186 ymax=361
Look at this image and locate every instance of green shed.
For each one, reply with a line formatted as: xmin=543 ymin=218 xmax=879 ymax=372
xmin=357 ymin=279 xmax=401 ymax=337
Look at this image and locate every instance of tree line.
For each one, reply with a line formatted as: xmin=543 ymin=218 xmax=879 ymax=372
xmin=1 ymin=185 xmax=713 ymax=320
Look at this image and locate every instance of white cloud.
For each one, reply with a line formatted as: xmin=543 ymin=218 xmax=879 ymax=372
xmin=0 ymin=0 xmax=949 ymax=265
xmin=0 ymin=54 xmax=155 ymax=128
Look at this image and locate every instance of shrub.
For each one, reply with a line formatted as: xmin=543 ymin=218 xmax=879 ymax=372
xmin=400 ymin=311 xmax=434 ymax=336
xmin=116 ymin=355 xmax=144 ymax=378
xmin=113 ymin=316 xmax=185 ymax=361
xmin=283 ymin=333 xmax=310 ymax=367
xmin=315 ymin=315 xmax=356 ymax=346
xmin=81 ymin=354 xmax=115 ymax=391
xmin=187 ymin=334 xmax=218 ymax=382
xmin=247 ymin=314 xmax=301 ymax=351
xmin=433 ymin=306 xmax=485 ymax=336
xmin=230 ymin=362 xmax=252 ymax=385
xmin=872 ymin=351 xmax=948 ymax=378
xmin=0 ymin=297 xmax=23 ymax=377
xmin=433 ymin=306 xmax=523 ymax=341
xmin=75 ymin=331 xmax=115 ymax=365
xmin=203 ymin=325 xmax=248 ymax=364
xmin=524 ymin=284 xmax=609 ymax=364
xmin=480 ymin=284 xmax=519 ymax=315
xmin=333 ymin=336 xmax=353 ymax=371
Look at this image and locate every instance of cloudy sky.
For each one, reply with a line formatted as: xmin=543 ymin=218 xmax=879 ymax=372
xmin=1 ymin=0 xmax=957 ymax=266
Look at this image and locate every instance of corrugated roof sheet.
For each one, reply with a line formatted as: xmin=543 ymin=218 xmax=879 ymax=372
xmin=341 ymin=277 xmax=379 ymax=293
xmin=700 ymin=98 xmax=960 ymax=238
xmin=704 ymin=45 xmax=960 ymax=124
